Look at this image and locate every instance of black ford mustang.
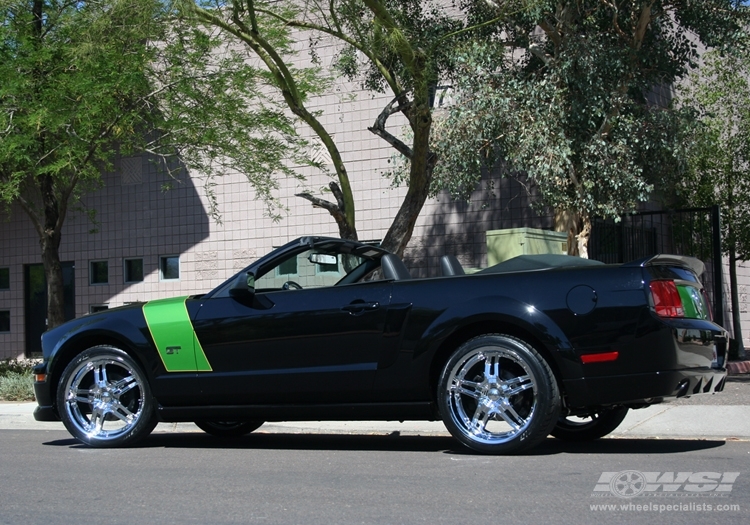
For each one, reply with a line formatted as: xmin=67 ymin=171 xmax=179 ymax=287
xmin=33 ymin=236 xmax=728 ymax=453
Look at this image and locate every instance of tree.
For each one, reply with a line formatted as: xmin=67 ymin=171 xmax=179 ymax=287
xmin=0 ymin=0 xmax=311 ymax=329
xmin=148 ymin=6 xmax=319 ymax=223
xmin=432 ymin=0 xmax=744 ymax=257
xmin=679 ymin=48 xmax=750 ymax=356
xmin=0 ymin=0 xmax=166 ymax=328
xmin=184 ymin=0 xmax=467 ymax=256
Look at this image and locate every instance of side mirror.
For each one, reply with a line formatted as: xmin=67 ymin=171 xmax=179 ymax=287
xmin=229 ymin=271 xmax=255 ymax=298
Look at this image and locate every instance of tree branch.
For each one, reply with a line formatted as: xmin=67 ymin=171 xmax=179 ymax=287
xmin=329 ymin=181 xmax=346 ymax=212
xmin=295 ymin=191 xmax=340 ymax=214
xmin=15 ymin=194 xmax=44 ymax=240
xmin=633 ymin=1 xmax=655 ymax=51
xmin=295 ymin=180 xmax=358 ymax=239
xmin=538 ymin=20 xmax=561 ymax=48
xmin=254 ymin=5 xmax=403 ymax=97
xmin=368 ymin=94 xmax=413 ymax=158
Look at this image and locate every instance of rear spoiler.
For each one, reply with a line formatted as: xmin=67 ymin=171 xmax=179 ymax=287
xmin=622 ymin=254 xmax=705 ymax=277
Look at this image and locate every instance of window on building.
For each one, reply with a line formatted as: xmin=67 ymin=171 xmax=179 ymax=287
xmin=160 ymin=255 xmax=179 ymax=281
xmin=90 ymin=261 xmax=108 ymax=285
xmin=277 ymin=256 xmax=298 ymax=276
xmin=89 ymin=305 xmax=109 ymax=314
xmin=0 ymin=267 xmax=9 ymax=290
xmin=316 ymin=258 xmax=339 ymax=274
xmin=0 ymin=310 xmax=9 ymax=332
xmin=124 ymin=258 xmax=144 ymax=283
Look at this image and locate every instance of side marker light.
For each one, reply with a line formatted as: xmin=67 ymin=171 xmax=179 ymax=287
xmin=581 ymin=351 xmax=619 ymax=364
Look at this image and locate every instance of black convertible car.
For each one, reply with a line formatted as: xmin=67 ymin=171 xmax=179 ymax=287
xmin=33 ymin=236 xmax=728 ymax=453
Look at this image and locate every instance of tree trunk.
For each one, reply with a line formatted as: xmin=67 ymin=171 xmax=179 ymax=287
xmin=40 ymin=233 xmax=65 ymax=329
xmin=576 ymin=214 xmax=592 ymax=259
xmin=380 ymin=169 xmax=433 ymax=258
xmin=380 ymin=102 xmax=435 ymax=258
xmin=40 ymin=173 xmax=66 ymax=329
xmin=16 ymin=174 xmax=68 ymax=330
xmin=728 ymin=248 xmax=746 ymax=359
xmin=554 ymin=209 xmax=591 ymax=258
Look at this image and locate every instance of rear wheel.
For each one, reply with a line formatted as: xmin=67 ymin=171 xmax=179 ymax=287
xmin=438 ymin=334 xmax=560 ymax=454
xmin=57 ymin=346 xmax=156 ymax=447
xmin=551 ymin=407 xmax=629 ymax=441
xmin=195 ymin=421 xmax=264 ymax=437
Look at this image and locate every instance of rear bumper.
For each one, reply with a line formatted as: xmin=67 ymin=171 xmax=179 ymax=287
xmin=564 ymin=315 xmax=728 ymax=408
xmin=563 ymin=366 xmax=727 ymax=408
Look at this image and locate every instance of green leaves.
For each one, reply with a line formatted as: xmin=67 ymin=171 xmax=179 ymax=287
xmin=678 ymin=48 xmax=750 ymax=260
xmin=150 ymin=14 xmax=319 ymax=222
xmin=0 ymin=1 xmax=165 ymax=215
xmin=432 ymin=1 xmax=743 ymax=254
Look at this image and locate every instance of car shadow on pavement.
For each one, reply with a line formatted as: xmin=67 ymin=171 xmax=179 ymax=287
xmin=527 ymin=437 xmax=729 ymax=456
xmin=42 ymin=432 xmax=730 ymax=455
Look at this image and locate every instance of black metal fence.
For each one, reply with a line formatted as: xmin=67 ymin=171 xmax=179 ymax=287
xmin=589 ymin=206 xmax=724 ymax=326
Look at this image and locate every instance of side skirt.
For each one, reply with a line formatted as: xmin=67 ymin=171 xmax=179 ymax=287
xmin=157 ymin=401 xmax=438 ymax=423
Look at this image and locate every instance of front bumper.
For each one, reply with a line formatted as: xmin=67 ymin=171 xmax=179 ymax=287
xmin=32 ymin=362 xmax=58 ymax=421
xmin=33 ymin=405 xmax=60 ymax=422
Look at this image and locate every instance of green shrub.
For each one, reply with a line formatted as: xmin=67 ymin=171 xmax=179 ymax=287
xmin=0 ymin=372 xmax=35 ymax=401
xmin=0 ymin=359 xmax=35 ymax=377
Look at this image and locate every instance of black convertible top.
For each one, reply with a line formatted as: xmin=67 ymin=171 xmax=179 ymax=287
xmin=478 ymin=254 xmax=605 ymax=275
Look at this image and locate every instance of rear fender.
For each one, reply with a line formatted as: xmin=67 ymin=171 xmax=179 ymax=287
xmin=414 ymin=295 xmax=584 ymax=379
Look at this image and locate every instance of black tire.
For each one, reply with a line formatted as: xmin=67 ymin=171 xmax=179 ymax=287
xmin=195 ymin=421 xmax=264 ymax=437
xmin=438 ymin=334 xmax=561 ymax=454
xmin=551 ymin=407 xmax=629 ymax=441
xmin=57 ymin=346 xmax=157 ymax=447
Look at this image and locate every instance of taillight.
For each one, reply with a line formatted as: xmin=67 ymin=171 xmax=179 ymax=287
xmin=702 ymin=291 xmax=714 ymax=321
xmin=649 ymin=280 xmax=684 ymax=318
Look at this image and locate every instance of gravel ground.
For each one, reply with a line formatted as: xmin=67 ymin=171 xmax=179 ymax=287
xmin=670 ymin=374 xmax=750 ymax=406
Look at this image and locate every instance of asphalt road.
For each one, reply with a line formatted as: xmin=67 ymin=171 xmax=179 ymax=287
xmin=1 ymin=429 xmax=748 ymax=525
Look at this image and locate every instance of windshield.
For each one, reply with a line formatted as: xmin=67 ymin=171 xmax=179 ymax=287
xmin=255 ymin=249 xmax=370 ymax=290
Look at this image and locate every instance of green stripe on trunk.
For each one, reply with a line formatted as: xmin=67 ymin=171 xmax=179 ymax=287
xmin=143 ymin=296 xmax=212 ymax=372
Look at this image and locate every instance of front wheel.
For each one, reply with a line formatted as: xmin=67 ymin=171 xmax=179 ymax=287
xmin=195 ymin=421 xmax=264 ymax=437
xmin=438 ymin=334 xmax=561 ymax=454
xmin=57 ymin=346 xmax=156 ymax=447
xmin=551 ymin=407 xmax=629 ymax=441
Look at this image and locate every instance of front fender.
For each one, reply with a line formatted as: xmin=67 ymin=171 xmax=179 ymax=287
xmin=43 ymin=307 xmax=157 ymax=381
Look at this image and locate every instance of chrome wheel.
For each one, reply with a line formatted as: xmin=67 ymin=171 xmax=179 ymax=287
xmin=438 ymin=334 xmax=560 ymax=454
xmin=57 ymin=347 xmax=155 ymax=447
xmin=447 ymin=347 xmax=537 ymax=443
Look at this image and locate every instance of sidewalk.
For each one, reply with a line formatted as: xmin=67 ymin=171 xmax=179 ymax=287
xmin=2 ymin=401 xmax=749 ymax=440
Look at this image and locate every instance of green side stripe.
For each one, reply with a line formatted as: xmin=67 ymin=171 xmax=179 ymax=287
xmin=143 ymin=296 xmax=212 ymax=372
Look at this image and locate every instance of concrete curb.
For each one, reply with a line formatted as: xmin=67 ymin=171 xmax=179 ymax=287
xmin=1 ymin=402 xmax=749 ymax=440
xmin=727 ymin=360 xmax=750 ymax=375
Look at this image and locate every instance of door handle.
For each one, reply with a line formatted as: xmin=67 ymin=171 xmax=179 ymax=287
xmin=342 ymin=301 xmax=380 ymax=314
